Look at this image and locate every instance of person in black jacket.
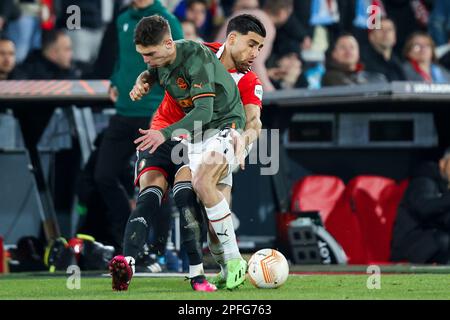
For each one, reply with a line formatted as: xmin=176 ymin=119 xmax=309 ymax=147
xmin=391 ymin=148 xmax=450 ymax=264
xmin=361 ymin=17 xmax=405 ymax=81
xmin=17 ymin=29 xmax=80 ymax=80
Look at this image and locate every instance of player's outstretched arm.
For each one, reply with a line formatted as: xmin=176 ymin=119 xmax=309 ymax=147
xmin=129 ymin=70 xmax=156 ymax=101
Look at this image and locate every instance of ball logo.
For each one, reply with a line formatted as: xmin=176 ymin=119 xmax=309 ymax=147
xmin=248 ymin=248 xmax=289 ymax=289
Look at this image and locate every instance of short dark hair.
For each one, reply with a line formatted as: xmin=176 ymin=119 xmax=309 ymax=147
xmin=226 ymin=14 xmax=266 ymax=38
xmin=42 ymin=30 xmax=67 ymax=51
xmin=134 ymin=15 xmax=172 ymax=47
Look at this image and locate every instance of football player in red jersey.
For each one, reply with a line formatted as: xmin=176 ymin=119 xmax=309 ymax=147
xmin=110 ymin=14 xmax=265 ymax=292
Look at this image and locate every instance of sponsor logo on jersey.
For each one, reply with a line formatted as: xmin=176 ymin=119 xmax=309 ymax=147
xmin=254 ymin=85 xmax=263 ymax=100
xmin=176 ymin=77 xmax=188 ymax=90
xmin=193 ymin=83 xmax=203 ymax=89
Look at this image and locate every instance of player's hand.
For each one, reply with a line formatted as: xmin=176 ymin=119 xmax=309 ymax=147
xmin=231 ymin=130 xmax=246 ymax=170
xmin=134 ymin=128 xmax=166 ymax=153
xmin=109 ymin=85 xmax=118 ymax=103
xmin=129 ymin=82 xmax=150 ymax=101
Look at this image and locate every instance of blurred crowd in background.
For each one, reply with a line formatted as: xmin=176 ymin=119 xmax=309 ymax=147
xmin=1 ymin=0 xmax=450 ymax=90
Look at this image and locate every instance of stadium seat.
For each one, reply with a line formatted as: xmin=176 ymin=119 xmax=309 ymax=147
xmin=286 ymin=175 xmax=409 ymax=265
xmin=347 ymin=176 xmax=407 ymax=263
xmin=377 ymin=179 xmax=409 ymax=261
xmin=324 ymin=185 xmax=368 ymax=265
xmin=290 ymin=175 xmax=346 ymax=223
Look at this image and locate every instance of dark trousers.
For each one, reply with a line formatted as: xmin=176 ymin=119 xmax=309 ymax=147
xmin=94 ymin=114 xmax=150 ymax=252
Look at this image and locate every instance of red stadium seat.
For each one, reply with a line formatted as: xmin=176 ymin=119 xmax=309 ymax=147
xmin=286 ymin=175 xmax=409 ymax=265
xmin=348 ymin=176 xmax=407 ymax=263
xmin=377 ymin=179 xmax=409 ymax=261
xmin=325 ymin=176 xmax=396 ymax=264
xmin=325 ymin=186 xmax=368 ymax=265
xmin=290 ymin=175 xmax=346 ymax=223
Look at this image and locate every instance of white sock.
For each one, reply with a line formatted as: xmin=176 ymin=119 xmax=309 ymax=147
xmin=189 ymin=263 xmax=204 ymax=278
xmin=125 ymin=256 xmax=135 ymax=275
xmin=207 ymin=232 xmax=226 ymax=275
xmin=205 ymin=198 xmax=242 ymax=262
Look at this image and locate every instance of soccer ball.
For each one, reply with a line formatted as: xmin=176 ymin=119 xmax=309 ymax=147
xmin=247 ymin=249 xmax=289 ymax=289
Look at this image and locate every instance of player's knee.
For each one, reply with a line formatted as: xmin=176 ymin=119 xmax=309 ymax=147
xmin=192 ymin=173 xmax=213 ymax=198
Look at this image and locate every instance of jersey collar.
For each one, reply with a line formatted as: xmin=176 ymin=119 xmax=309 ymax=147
xmin=165 ymin=42 xmax=184 ymax=71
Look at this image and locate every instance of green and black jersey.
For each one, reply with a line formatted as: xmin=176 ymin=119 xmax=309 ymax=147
xmin=148 ymin=40 xmax=246 ymax=139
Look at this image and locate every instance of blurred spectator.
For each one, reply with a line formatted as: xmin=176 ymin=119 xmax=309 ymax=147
xmin=385 ymin=0 xmax=434 ymax=56
xmin=0 ymin=37 xmax=23 ymax=80
xmin=57 ymin=0 xmax=111 ymax=76
xmin=94 ymin=0 xmax=183 ymax=253
xmin=161 ymin=0 xmax=183 ymax=12
xmin=185 ymin=0 xmax=207 ymax=27
xmin=17 ymin=29 xmax=79 ymax=79
xmin=216 ymin=0 xmax=294 ymax=92
xmin=174 ymin=0 xmax=211 ymax=39
xmin=181 ymin=19 xmax=201 ymax=41
xmin=428 ymin=0 xmax=450 ymax=47
xmin=232 ymin=0 xmax=259 ymax=12
xmin=0 ymin=0 xmax=21 ymax=32
xmin=362 ymin=17 xmax=405 ymax=81
xmin=273 ymin=1 xmax=378 ymax=63
xmin=402 ymin=32 xmax=450 ymax=83
xmin=271 ymin=1 xmax=312 ymax=60
xmin=351 ymin=0 xmax=387 ymax=52
xmin=267 ymin=53 xmax=308 ymax=89
xmin=4 ymin=0 xmax=42 ymax=63
xmin=391 ymin=148 xmax=450 ymax=265
xmin=322 ymin=33 xmax=387 ymax=86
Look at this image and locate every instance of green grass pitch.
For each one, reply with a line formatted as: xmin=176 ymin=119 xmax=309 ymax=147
xmin=1 ymin=273 xmax=449 ymax=300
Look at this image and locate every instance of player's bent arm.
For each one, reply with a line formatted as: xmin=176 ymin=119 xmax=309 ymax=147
xmin=130 ymin=70 xmax=157 ymax=101
xmin=242 ymin=104 xmax=262 ymax=147
xmin=159 ymin=96 xmax=214 ymax=139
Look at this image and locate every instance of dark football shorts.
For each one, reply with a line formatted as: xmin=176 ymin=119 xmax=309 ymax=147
xmin=134 ymin=139 xmax=188 ymax=187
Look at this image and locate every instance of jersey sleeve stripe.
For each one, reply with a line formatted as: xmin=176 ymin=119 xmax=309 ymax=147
xmin=192 ymin=93 xmax=216 ymax=101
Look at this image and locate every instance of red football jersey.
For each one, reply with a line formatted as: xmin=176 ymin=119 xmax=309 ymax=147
xmin=150 ymin=42 xmax=263 ymax=130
